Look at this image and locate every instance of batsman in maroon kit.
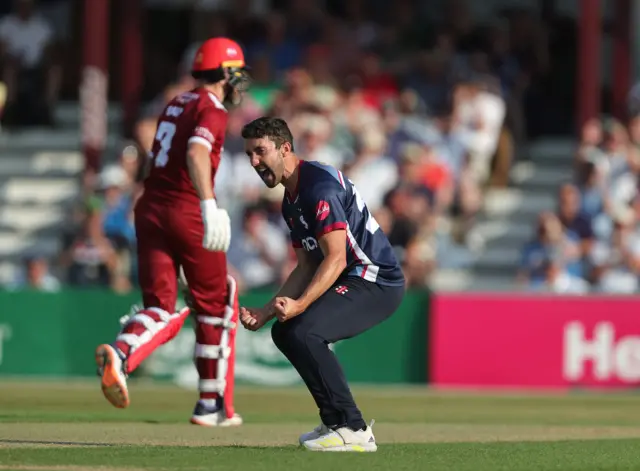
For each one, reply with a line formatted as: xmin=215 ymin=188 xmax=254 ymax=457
xmin=94 ymin=37 xmax=250 ymax=427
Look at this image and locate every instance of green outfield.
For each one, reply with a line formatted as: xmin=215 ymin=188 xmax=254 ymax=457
xmin=1 ymin=381 xmax=640 ymax=470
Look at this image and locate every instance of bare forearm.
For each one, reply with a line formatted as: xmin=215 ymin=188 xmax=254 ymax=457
xmin=186 ymin=149 xmax=214 ymax=200
xmin=266 ymin=265 xmax=315 ymax=312
xmin=297 ymin=256 xmax=346 ymax=310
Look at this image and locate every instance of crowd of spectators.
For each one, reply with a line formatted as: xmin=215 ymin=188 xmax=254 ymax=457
xmin=0 ymin=0 xmax=66 ymax=129
xmin=115 ymin=0 xmax=557 ymax=294
xmin=1 ymin=0 xmax=580 ymax=294
xmin=518 ymin=115 xmax=640 ymax=294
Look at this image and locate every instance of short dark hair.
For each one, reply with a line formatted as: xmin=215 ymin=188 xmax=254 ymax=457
xmin=241 ymin=117 xmax=295 ymax=151
xmin=191 ymin=68 xmax=225 ymax=84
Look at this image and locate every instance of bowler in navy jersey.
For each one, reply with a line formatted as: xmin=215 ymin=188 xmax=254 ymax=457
xmin=282 ymin=160 xmax=405 ymax=287
xmin=239 ymin=117 xmax=405 ymax=452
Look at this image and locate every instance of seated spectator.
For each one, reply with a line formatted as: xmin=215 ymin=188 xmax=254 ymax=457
xmin=343 ymin=127 xmax=397 ymax=212
xmin=98 ymin=165 xmax=135 ymax=247
xmin=304 ymin=44 xmax=337 ymax=87
xmin=377 ymin=186 xmax=419 ymax=262
xmin=268 ymin=67 xmax=315 ymax=121
xmin=487 ymin=21 xmax=527 ymax=151
xmin=397 ymin=142 xmax=451 ymax=215
xmin=627 ymin=80 xmax=640 ymax=118
xmin=59 ymin=204 xmax=130 ymax=292
xmin=257 ymin=184 xmax=287 ymax=231
xmin=227 ymin=204 xmax=288 ymax=291
xmin=584 ymin=119 xmax=637 ymax=208
xmin=590 ymin=206 xmax=640 ymax=293
xmin=381 ymin=97 xmax=435 ymax=163
xmin=576 ymin=160 xmax=607 ymax=218
xmin=576 ymin=160 xmax=616 ymax=241
xmin=379 ymin=184 xmax=436 ymax=286
xmin=245 ymin=53 xmax=280 ymax=109
xmin=430 ymin=109 xmax=482 ymax=242
xmin=0 ymin=0 xmax=60 ymax=127
xmin=4 ymin=255 xmax=60 ymax=292
xmin=331 ymin=79 xmax=381 ymax=138
xmin=517 ymin=212 xmax=582 ymax=288
xmin=97 ymin=164 xmax=136 ymax=287
xmin=628 ymin=113 xmax=640 ymax=150
xmin=576 ymin=118 xmax=603 ymax=162
xmin=556 ymin=183 xmax=594 ymax=259
xmin=452 ymin=76 xmax=506 ymax=185
xmin=356 ymin=51 xmax=399 ymax=109
xmin=342 ymin=0 xmax=379 ymax=50
xmin=296 ymin=113 xmax=345 ymax=168
xmin=399 ymin=190 xmax=437 ymax=287
xmin=532 ymin=256 xmax=589 ymax=294
xmin=402 ymin=50 xmax=451 ymax=115
xmin=119 ymin=144 xmax=144 ymax=190
xmin=246 ymin=12 xmax=302 ymax=81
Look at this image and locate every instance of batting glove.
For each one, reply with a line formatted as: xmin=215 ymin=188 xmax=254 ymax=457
xmin=200 ymin=199 xmax=231 ymax=252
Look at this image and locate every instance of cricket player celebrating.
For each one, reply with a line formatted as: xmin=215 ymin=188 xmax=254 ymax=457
xmin=95 ymin=37 xmax=250 ymax=427
xmin=239 ymin=117 xmax=405 ymax=452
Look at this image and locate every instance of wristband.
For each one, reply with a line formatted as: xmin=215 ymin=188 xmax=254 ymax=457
xmin=200 ymin=199 xmax=218 ymax=213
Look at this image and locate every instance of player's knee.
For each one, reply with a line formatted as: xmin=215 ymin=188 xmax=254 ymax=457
xmin=298 ymin=329 xmax=326 ymax=352
xmin=270 ymin=321 xmax=289 ymax=350
xmin=288 ymin=325 xmax=326 ymax=352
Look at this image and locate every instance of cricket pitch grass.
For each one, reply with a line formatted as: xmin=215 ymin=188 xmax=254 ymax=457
xmin=2 ymin=381 xmax=640 ymax=470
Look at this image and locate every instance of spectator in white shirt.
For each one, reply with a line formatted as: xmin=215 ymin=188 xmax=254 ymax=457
xmin=590 ymin=205 xmax=640 ymax=293
xmin=297 ymin=113 xmax=345 ymax=169
xmin=0 ymin=0 xmax=60 ymax=127
xmin=344 ymin=127 xmax=398 ymax=213
xmin=535 ymin=256 xmax=589 ymax=294
xmin=452 ymin=76 xmax=506 ymax=184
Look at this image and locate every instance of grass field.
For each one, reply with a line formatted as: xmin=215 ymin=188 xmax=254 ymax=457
xmin=2 ymin=381 xmax=640 ymax=470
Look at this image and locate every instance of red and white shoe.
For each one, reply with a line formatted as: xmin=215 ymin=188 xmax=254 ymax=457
xmin=95 ymin=344 xmax=130 ymax=409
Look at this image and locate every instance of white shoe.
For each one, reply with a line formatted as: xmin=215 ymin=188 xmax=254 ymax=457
xmin=95 ymin=344 xmax=129 ymax=408
xmin=303 ymin=420 xmax=377 ymax=452
xmin=190 ymin=401 xmax=243 ymax=427
xmin=190 ymin=411 xmax=243 ymax=427
xmin=299 ymin=423 xmax=332 ymax=445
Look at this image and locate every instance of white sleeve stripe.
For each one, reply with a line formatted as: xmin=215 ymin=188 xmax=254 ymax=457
xmin=188 ymin=136 xmax=213 ymax=151
xmin=337 ymin=170 xmax=346 ymax=189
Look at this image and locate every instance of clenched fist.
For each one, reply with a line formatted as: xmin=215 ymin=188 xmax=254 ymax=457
xmin=240 ymin=306 xmax=271 ymax=331
xmin=200 ymin=199 xmax=231 ymax=252
xmin=273 ymin=297 xmax=304 ymax=322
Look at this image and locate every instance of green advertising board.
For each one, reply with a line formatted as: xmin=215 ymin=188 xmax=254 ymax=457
xmin=0 ymin=289 xmax=429 ymax=384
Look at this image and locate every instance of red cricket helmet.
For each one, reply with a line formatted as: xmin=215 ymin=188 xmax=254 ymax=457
xmin=190 ymin=37 xmax=251 ymax=101
xmin=192 ymin=37 xmax=246 ymax=72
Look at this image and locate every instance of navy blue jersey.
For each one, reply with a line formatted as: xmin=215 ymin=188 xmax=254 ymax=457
xmin=281 ymin=161 xmax=405 ymax=287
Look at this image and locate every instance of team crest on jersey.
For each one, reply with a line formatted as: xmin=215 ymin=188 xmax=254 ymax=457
xmin=299 ymin=215 xmax=309 ymax=230
xmin=335 ymin=285 xmax=349 ymax=295
xmin=316 ymin=200 xmax=330 ymax=221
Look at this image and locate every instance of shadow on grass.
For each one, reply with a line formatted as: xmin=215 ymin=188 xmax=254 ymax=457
xmin=0 ymin=439 xmax=115 ymax=447
xmin=226 ymin=445 xmax=300 ymax=450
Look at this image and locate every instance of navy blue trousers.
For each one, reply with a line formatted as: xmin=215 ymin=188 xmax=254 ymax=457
xmin=271 ymin=277 xmax=404 ymax=430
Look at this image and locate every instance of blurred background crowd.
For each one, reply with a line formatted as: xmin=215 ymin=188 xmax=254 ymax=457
xmin=0 ymin=0 xmax=636 ymax=296
xmin=517 ymin=116 xmax=640 ymax=294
